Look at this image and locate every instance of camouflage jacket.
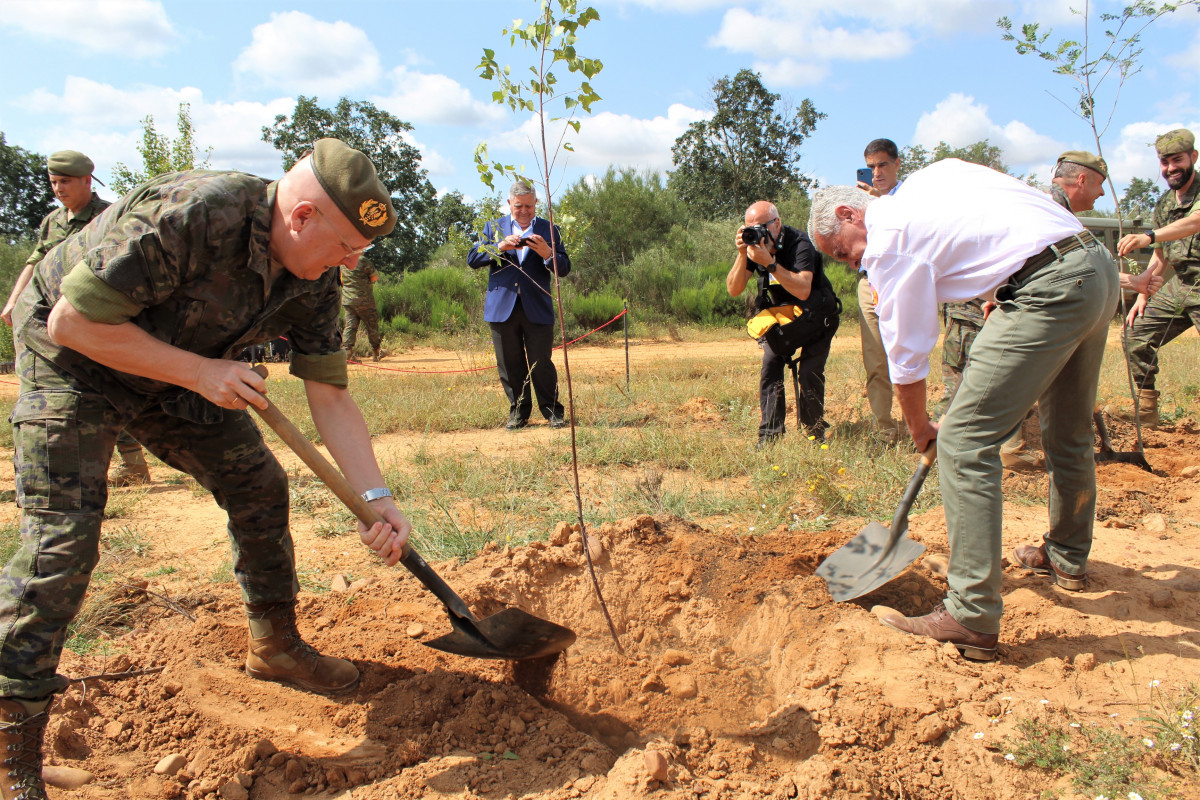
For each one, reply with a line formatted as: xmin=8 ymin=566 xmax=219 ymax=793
xmin=1050 ymin=183 xmax=1071 ymax=213
xmin=25 ymin=193 xmax=111 ymax=267
xmin=13 ymin=170 xmax=346 ymax=423
xmin=339 ymin=258 xmax=377 ymax=306
xmin=1153 ymin=181 xmax=1200 ymax=285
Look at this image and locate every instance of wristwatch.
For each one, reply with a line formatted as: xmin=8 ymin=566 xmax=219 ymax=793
xmin=765 ymin=261 xmax=778 ymax=274
xmin=361 ymin=487 xmax=393 ymax=502
xmin=1147 ymin=229 xmax=1156 ymax=244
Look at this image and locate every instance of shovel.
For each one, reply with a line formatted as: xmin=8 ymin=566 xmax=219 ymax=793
xmin=246 ymin=366 xmax=576 ymax=661
xmin=816 ymin=444 xmax=935 ymax=602
xmin=1092 ymin=408 xmax=1152 ymax=472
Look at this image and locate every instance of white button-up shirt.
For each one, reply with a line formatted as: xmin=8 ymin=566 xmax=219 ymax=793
xmin=863 ymin=159 xmax=1084 ymax=385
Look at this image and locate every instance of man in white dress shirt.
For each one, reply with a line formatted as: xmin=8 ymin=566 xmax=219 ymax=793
xmin=807 ymin=160 xmax=1119 ymax=660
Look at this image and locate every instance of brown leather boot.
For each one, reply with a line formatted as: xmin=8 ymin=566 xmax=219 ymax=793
xmin=0 ymin=697 xmax=51 ymax=800
xmin=245 ymin=602 xmax=359 ymax=695
xmin=108 ymin=447 xmax=151 ymax=487
xmin=1105 ymin=389 xmax=1159 ymax=428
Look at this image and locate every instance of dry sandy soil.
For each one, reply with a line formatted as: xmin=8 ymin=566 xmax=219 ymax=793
xmin=1 ymin=337 xmax=1198 ymax=800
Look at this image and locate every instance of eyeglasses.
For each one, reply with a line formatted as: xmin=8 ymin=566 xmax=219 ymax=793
xmin=311 ymin=204 xmax=374 ymax=257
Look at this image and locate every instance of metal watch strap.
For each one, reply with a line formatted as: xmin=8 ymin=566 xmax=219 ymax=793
xmin=361 ymin=487 xmax=393 ymax=502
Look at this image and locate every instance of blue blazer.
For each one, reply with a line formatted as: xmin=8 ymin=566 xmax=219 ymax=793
xmin=466 ymin=216 xmax=570 ymax=325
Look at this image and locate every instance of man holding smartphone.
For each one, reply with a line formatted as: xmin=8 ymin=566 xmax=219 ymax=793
xmin=855 ymin=139 xmax=905 ymax=442
xmin=467 ymin=181 xmax=571 ymax=430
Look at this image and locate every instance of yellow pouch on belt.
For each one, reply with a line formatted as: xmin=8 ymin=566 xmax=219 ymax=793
xmin=747 ymin=305 xmax=803 ymax=339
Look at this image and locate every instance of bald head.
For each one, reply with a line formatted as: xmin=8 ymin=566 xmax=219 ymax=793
xmin=270 ymin=156 xmax=375 ymax=281
xmin=745 ymin=201 xmax=778 ymax=226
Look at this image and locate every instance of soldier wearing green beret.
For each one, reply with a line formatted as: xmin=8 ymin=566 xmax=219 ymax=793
xmin=0 ymin=150 xmax=156 ymax=488
xmin=1 ymin=138 xmax=406 ymax=797
xmin=1110 ymin=128 xmax=1200 ymax=426
xmin=340 ymin=257 xmax=383 ymax=361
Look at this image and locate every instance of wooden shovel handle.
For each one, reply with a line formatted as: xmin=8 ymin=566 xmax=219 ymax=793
xmin=248 ymin=366 xmax=383 ymax=530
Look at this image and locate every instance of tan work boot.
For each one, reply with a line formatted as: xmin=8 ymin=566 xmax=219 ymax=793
xmin=0 ymin=697 xmax=51 ymax=800
xmin=1105 ymin=389 xmax=1159 ymax=428
xmin=245 ymin=602 xmax=359 ymax=695
xmin=108 ymin=449 xmax=151 ymax=487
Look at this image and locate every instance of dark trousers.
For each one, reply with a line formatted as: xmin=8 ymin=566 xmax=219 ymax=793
xmin=759 ymin=328 xmax=835 ymax=440
xmin=489 ymin=299 xmax=563 ymax=421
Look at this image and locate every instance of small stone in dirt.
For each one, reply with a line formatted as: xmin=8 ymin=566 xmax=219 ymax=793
xmin=406 ymin=623 xmax=425 ymax=638
xmin=1074 ymin=653 xmax=1097 ymax=672
xmin=662 ymin=649 xmax=692 ymax=667
xmin=161 ymin=681 xmax=183 ymax=698
xmin=330 ymin=574 xmax=351 ymax=593
xmin=1181 ymin=465 xmax=1200 ymax=478
xmin=924 ymin=554 xmax=949 ymax=578
xmin=42 ymin=765 xmax=93 ymax=790
xmin=1143 ymin=514 xmax=1167 ymax=532
xmin=102 ymin=720 xmax=128 ymax=740
xmin=1149 ymin=588 xmax=1175 ymax=608
xmin=644 ymin=750 xmax=669 ymax=782
xmin=253 ymin=739 xmax=277 ymax=761
xmin=284 ymin=759 xmax=305 ymax=782
xmin=154 ymin=754 xmax=188 ymax=776
xmin=348 ymin=577 xmax=373 ymax=593
xmin=579 ymin=754 xmax=606 ymax=773
xmin=771 ymin=737 xmax=790 ymax=751
xmin=551 ymin=522 xmax=572 ymax=546
xmin=640 ymin=676 xmax=666 ymax=693
xmin=585 ymin=535 xmax=604 ymax=562
xmin=915 ymin=715 xmax=949 ymax=744
xmin=664 ymin=674 xmax=699 ymax=699
xmin=940 ymin=642 xmax=960 ymax=660
xmin=709 ymin=647 xmax=731 ymax=669
xmin=218 ymin=780 xmax=249 ymax=800
xmin=667 ymin=580 xmax=690 ymax=599
xmin=510 ymin=717 xmax=527 ymax=735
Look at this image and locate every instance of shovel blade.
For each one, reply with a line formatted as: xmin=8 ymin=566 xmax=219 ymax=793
xmin=816 ymin=522 xmax=926 ymax=602
xmin=424 ymin=607 xmax=577 ymax=661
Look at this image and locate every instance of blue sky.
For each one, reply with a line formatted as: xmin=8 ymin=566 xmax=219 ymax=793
xmin=2 ymin=0 xmax=1199 ymax=213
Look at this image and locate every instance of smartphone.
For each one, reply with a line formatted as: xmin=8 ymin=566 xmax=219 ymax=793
xmin=518 ymin=237 xmax=534 ymax=246
xmin=856 ymin=167 xmax=874 ymax=186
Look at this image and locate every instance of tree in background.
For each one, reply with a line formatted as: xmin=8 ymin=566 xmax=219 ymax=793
xmin=110 ymin=103 xmax=212 ymax=196
xmin=560 ymin=167 xmax=682 ymax=293
xmin=261 ymin=96 xmax=438 ymax=274
xmin=899 ymin=140 xmax=1010 ymax=179
xmin=1119 ymin=176 xmax=1163 ymax=221
xmin=0 ymin=133 xmax=56 ymax=241
xmin=669 ymin=69 xmax=824 ymax=220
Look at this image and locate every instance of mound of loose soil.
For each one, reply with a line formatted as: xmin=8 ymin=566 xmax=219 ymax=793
xmin=47 ymin=412 xmax=1200 ymax=798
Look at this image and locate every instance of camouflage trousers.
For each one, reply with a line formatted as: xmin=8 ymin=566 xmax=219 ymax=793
xmin=0 ymin=345 xmax=297 ymax=698
xmin=940 ymin=301 xmax=985 ymax=404
xmin=1123 ymin=275 xmax=1200 ymax=392
xmin=342 ymin=302 xmax=381 ymax=353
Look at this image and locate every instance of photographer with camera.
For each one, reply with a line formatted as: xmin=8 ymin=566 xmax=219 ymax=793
xmin=727 ymin=201 xmax=841 ymax=448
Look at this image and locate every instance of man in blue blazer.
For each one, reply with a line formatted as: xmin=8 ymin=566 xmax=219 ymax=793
xmin=467 ymin=181 xmax=571 ymax=429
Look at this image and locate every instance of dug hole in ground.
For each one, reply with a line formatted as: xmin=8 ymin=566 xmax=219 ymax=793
xmin=2 ymin=338 xmax=1198 ymax=800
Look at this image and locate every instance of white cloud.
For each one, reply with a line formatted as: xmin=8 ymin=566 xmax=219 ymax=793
xmin=0 ymin=0 xmax=178 ymax=58
xmin=16 ymin=77 xmax=300 ymax=183
xmin=373 ymin=67 xmax=505 ymax=127
xmin=233 ymin=12 xmax=382 ymax=96
xmin=755 ymin=58 xmax=830 ymax=86
xmin=491 ymin=103 xmax=709 ymax=173
xmin=711 ymin=9 xmax=913 ymax=64
xmin=913 ymin=93 xmax=1063 ymax=167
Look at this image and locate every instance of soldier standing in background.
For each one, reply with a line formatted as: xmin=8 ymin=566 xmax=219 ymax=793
xmin=340 ymin=256 xmax=383 ymax=361
xmin=1 ymin=150 xmax=152 ymax=486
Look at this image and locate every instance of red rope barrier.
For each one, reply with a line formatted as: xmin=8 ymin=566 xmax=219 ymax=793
xmin=347 ymin=308 xmax=628 ymax=376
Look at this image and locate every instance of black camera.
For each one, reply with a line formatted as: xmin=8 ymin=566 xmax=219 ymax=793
xmin=742 ymin=225 xmax=774 ymax=247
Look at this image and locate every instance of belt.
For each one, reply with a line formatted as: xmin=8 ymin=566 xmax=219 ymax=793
xmin=1008 ymin=230 xmax=1098 ymax=286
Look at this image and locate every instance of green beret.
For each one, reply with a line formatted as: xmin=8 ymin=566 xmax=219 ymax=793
xmin=1155 ymin=128 xmax=1195 ymax=157
xmin=310 ymin=138 xmax=396 ymax=239
xmin=1057 ymin=150 xmax=1108 ymax=179
xmin=46 ymin=150 xmax=94 ymax=177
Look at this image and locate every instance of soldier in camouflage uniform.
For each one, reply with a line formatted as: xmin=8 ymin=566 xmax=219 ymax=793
xmin=0 ymin=139 xmax=411 ymax=799
xmin=340 ymin=256 xmax=382 ymax=361
xmin=0 ymin=151 xmax=153 ymax=490
xmin=1112 ymin=129 xmax=1200 ymax=427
